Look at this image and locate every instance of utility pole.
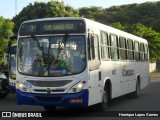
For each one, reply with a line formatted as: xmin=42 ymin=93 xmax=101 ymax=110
xmin=15 ymin=0 xmax=17 ymax=15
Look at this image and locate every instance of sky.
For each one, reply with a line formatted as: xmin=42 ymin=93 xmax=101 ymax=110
xmin=0 ymin=0 xmax=160 ymax=19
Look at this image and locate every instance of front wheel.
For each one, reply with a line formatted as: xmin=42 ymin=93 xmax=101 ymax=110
xmin=43 ymin=106 xmax=56 ymax=111
xmin=100 ymin=87 xmax=109 ymax=111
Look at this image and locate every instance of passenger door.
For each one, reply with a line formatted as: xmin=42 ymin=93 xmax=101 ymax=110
xmin=88 ymin=32 xmax=102 ymax=105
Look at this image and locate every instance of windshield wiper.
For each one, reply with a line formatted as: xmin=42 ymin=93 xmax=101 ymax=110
xmin=57 ymin=34 xmax=69 ymax=59
xmin=31 ymin=34 xmax=45 ymax=66
xmin=31 ymin=34 xmax=42 ymax=51
xmin=62 ymin=34 xmax=69 ymax=44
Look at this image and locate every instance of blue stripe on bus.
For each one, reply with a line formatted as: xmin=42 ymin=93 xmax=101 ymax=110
xmin=16 ymin=89 xmax=89 ymax=107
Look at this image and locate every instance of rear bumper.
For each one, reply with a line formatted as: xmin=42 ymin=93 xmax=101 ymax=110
xmin=16 ymin=89 xmax=89 ymax=107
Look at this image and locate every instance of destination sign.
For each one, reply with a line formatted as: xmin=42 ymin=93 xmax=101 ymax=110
xmin=44 ymin=23 xmax=74 ymax=31
xmin=19 ymin=20 xmax=85 ymax=35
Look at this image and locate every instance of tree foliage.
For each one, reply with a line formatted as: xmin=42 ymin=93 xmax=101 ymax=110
xmin=79 ymin=1 xmax=160 ymax=62
xmin=12 ymin=0 xmax=79 ymax=33
xmin=126 ymin=23 xmax=160 ymax=62
xmin=109 ymin=22 xmax=160 ymax=62
xmin=79 ymin=1 xmax=160 ymax=32
xmin=3 ymin=0 xmax=160 ymax=62
xmin=0 ymin=16 xmax=14 ymax=65
xmin=79 ymin=6 xmax=106 ymax=24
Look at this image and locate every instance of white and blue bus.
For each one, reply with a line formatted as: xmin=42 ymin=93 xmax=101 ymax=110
xmin=4 ymin=36 xmax=17 ymax=93
xmin=15 ymin=17 xmax=149 ymax=111
xmin=9 ymin=44 xmax=17 ymax=92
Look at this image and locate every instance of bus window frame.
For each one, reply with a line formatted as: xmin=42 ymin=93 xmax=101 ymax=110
xmin=140 ymin=43 xmax=145 ymax=62
xmin=127 ymin=39 xmax=134 ymax=61
xmin=134 ymin=41 xmax=140 ymax=62
xmin=100 ymin=31 xmax=110 ymax=61
xmin=88 ymin=34 xmax=101 ymax=71
xmin=119 ymin=37 xmax=127 ymax=61
xmin=144 ymin=44 xmax=149 ymax=62
xmin=110 ymin=34 xmax=119 ymax=61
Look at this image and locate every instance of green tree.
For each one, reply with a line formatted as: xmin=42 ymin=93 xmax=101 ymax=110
xmin=79 ymin=6 xmax=106 ymax=24
xmin=109 ymin=22 xmax=125 ymax=30
xmin=105 ymin=1 xmax=160 ymax=32
xmin=125 ymin=23 xmax=160 ymax=62
xmin=12 ymin=1 xmax=79 ymax=33
xmin=10 ymin=1 xmax=160 ymax=62
xmin=110 ymin=22 xmax=160 ymax=62
xmin=0 ymin=16 xmax=14 ymax=65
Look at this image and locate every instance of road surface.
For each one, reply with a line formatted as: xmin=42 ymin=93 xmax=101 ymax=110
xmin=0 ymin=73 xmax=160 ymax=119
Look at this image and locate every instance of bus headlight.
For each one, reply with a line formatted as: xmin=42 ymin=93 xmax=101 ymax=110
xmin=68 ymin=81 xmax=85 ymax=93
xmin=17 ymin=81 xmax=31 ymax=93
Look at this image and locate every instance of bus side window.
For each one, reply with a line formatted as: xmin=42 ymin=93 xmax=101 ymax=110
xmin=144 ymin=44 xmax=149 ymax=62
xmin=140 ymin=43 xmax=145 ymax=62
xmin=93 ymin=35 xmax=100 ymax=60
xmin=110 ymin=34 xmax=119 ymax=60
xmin=127 ymin=39 xmax=134 ymax=60
xmin=100 ymin=31 xmax=110 ymax=60
xmin=134 ymin=41 xmax=140 ymax=61
xmin=88 ymin=33 xmax=100 ymax=70
xmin=119 ymin=37 xmax=127 ymax=60
xmin=88 ymin=33 xmax=92 ymax=60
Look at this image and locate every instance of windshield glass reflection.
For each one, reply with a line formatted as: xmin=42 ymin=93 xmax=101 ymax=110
xmin=18 ymin=35 xmax=86 ymax=77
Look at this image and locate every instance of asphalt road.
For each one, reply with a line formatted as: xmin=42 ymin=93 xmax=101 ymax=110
xmin=0 ymin=74 xmax=160 ymax=119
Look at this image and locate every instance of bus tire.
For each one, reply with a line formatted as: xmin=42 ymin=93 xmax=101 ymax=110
xmin=43 ymin=106 xmax=56 ymax=111
xmin=132 ymin=79 xmax=140 ymax=97
xmin=100 ymin=86 xmax=109 ymax=111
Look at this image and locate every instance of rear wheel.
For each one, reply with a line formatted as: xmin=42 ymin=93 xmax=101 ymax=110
xmin=132 ymin=80 xmax=140 ymax=97
xmin=43 ymin=106 xmax=56 ymax=111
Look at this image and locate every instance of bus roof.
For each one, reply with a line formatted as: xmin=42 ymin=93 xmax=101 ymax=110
xmin=84 ymin=18 xmax=147 ymax=43
xmin=21 ymin=17 xmax=147 ymax=43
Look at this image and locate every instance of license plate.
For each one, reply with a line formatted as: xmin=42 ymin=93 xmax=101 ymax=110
xmin=70 ymin=98 xmax=83 ymax=103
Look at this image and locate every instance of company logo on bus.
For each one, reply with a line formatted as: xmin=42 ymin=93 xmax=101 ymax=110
xmin=46 ymin=88 xmax=51 ymax=94
xmin=122 ymin=69 xmax=134 ymax=76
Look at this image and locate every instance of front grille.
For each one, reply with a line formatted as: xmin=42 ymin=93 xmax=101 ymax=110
xmin=36 ymin=96 xmax=61 ymax=102
xmin=27 ymin=80 xmax=72 ymax=87
xmin=34 ymin=89 xmax=65 ymax=92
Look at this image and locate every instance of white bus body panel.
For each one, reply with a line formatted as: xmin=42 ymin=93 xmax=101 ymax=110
xmin=88 ymin=69 xmax=102 ymax=106
xmin=16 ymin=17 xmax=149 ymax=107
xmin=84 ymin=18 xmax=149 ymax=101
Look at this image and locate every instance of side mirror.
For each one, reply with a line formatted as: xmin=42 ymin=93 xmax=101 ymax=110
xmin=4 ymin=53 xmax=9 ymax=66
xmin=6 ymin=40 xmax=11 ymax=54
xmin=6 ymin=34 xmax=17 ymax=54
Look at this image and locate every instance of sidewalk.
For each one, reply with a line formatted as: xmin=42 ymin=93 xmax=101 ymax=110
xmin=150 ymin=72 xmax=160 ymax=82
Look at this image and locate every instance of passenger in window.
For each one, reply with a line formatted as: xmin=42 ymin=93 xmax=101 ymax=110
xmin=33 ymin=54 xmax=46 ymax=76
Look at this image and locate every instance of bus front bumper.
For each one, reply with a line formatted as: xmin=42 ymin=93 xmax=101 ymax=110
xmin=16 ymin=89 xmax=88 ymax=107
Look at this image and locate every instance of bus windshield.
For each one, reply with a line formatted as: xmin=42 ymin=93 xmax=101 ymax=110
xmin=17 ymin=35 xmax=86 ymax=77
xmin=10 ymin=45 xmax=16 ymax=79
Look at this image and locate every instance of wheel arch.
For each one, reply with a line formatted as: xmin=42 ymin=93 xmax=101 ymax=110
xmin=136 ymin=74 xmax=141 ymax=88
xmin=104 ymin=78 xmax=112 ymax=100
